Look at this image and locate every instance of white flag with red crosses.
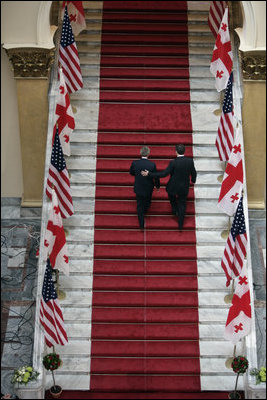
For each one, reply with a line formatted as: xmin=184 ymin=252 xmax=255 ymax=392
xmin=53 ymin=68 xmax=75 ymax=156
xmin=218 ymin=125 xmax=243 ymax=216
xmin=44 ymin=188 xmax=69 ymax=276
xmin=224 ymin=262 xmax=252 ymax=344
xmin=210 ymin=7 xmax=233 ymax=91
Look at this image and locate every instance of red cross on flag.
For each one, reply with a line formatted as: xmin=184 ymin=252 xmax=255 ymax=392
xmin=62 ymin=1 xmax=86 ymax=37
xmin=224 ymin=262 xmax=251 ymax=344
xmin=218 ymin=125 xmax=243 ymax=216
xmin=210 ymin=7 xmax=233 ymax=91
xmin=44 ymin=188 xmax=69 ymax=276
xmin=53 ymin=68 xmax=75 ymax=156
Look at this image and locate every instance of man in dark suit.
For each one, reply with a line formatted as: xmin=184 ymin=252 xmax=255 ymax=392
xmin=141 ymin=144 xmax=196 ymax=230
xmin=130 ymin=146 xmax=160 ymax=229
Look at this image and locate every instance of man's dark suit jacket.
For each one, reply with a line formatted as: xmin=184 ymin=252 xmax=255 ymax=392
xmin=149 ymin=156 xmax=197 ymax=196
xmin=130 ymin=158 xmax=160 ymax=197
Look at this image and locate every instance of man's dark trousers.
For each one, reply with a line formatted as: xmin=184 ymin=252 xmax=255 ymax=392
xmin=136 ymin=194 xmax=152 ymax=228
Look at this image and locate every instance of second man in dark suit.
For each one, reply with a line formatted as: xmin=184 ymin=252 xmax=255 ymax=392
xmin=141 ymin=144 xmax=196 ymax=230
xmin=129 ymin=146 xmax=160 ymax=229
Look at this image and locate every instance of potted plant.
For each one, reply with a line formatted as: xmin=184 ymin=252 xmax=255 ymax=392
xmin=11 ymin=365 xmax=39 ymax=397
xmin=228 ymin=355 xmax=249 ymax=399
xmin=43 ymin=353 xmax=62 ymax=398
xmin=250 ymin=366 xmax=266 ymax=384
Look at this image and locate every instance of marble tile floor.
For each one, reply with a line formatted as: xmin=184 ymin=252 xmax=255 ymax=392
xmin=1 ymin=198 xmax=266 ymax=396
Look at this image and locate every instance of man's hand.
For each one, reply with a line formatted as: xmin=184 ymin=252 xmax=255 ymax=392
xmin=141 ymin=170 xmax=149 ymax=177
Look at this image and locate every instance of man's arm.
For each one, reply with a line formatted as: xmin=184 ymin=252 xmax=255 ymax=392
xmin=190 ymin=160 xmax=197 ymax=183
xmin=129 ymin=161 xmax=136 ymax=176
xmin=142 ymin=161 xmax=173 ymax=178
xmin=152 ymin=163 xmax=160 ymax=189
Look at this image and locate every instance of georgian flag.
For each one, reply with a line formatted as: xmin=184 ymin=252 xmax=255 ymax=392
xmin=224 ymin=262 xmax=252 ymax=344
xmin=210 ymin=7 xmax=233 ymax=91
xmin=62 ymin=1 xmax=86 ymax=37
xmin=53 ymin=68 xmax=75 ymax=156
xmin=44 ymin=188 xmax=69 ymax=276
xmin=217 ymin=125 xmax=243 ymax=216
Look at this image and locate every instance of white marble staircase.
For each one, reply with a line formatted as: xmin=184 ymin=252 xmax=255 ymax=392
xmin=40 ymin=0 xmax=256 ymax=393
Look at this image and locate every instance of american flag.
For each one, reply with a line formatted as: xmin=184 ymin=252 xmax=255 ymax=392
xmin=221 ymin=196 xmax=247 ymax=287
xmin=46 ymin=127 xmax=74 ymax=219
xmin=53 ymin=68 xmax=75 ymax=156
xmin=44 ymin=188 xmax=69 ymax=276
xmin=224 ymin=262 xmax=251 ymax=344
xmin=216 ymin=72 xmax=234 ymax=161
xmin=208 ymin=1 xmax=228 ymax=38
xmin=210 ymin=7 xmax=233 ymax=92
xmin=217 ymin=125 xmax=243 ymax=216
xmin=40 ymin=258 xmax=68 ymax=348
xmin=59 ymin=5 xmax=83 ymax=93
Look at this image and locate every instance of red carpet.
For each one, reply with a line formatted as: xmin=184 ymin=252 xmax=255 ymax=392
xmin=89 ymin=0 xmax=202 ymax=394
xmin=49 ymin=1 xmax=234 ymax=398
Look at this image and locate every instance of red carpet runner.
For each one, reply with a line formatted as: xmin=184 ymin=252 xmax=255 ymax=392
xmin=89 ymin=0 xmax=202 ymax=395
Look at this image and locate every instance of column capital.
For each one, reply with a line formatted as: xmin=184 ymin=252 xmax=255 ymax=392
xmin=4 ymin=47 xmax=55 ymax=79
xmin=239 ymin=50 xmax=266 ymax=81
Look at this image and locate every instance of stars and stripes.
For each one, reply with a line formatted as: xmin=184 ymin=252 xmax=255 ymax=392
xmin=221 ymin=196 xmax=247 ymax=287
xmin=46 ymin=127 xmax=74 ymax=219
xmin=44 ymin=188 xmax=69 ymax=276
xmin=40 ymin=258 xmax=68 ymax=348
xmin=53 ymin=68 xmax=75 ymax=156
xmin=216 ymin=72 xmax=234 ymax=161
xmin=224 ymin=262 xmax=251 ymax=344
xmin=210 ymin=7 xmax=233 ymax=91
xmin=218 ymin=125 xmax=243 ymax=216
xmin=59 ymin=5 xmax=83 ymax=93
xmin=208 ymin=1 xmax=228 ymax=38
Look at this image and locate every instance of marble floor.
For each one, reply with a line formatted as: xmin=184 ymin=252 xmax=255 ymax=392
xmin=1 ymin=198 xmax=266 ymax=396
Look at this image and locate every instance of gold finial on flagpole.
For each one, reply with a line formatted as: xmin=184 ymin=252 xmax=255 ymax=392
xmin=224 ymin=279 xmax=234 ymax=304
xmin=56 ymin=269 xmax=66 ymax=300
xmin=221 ymin=216 xmax=231 ymax=240
xmin=225 ymin=345 xmax=237 ymax=369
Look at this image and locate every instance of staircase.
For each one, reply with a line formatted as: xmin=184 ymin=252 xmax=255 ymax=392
xmin=44 ymin=1 xmax=245 ymax=396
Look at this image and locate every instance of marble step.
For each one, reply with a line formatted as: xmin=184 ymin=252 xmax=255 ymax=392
xmin=64 ymin=213 xmax=228 ymax=229
xmin=48 ymin=355 xmax=233 ymax=376
xmin=71 ymin=87 xmax=219 ymax=102
xmin=65 ymin=227 xmax=227 ymax=245
xmin=69 ymin=171 xmax=223 ymax=186
xmin=69 ymin=184 xmax=222 ymax=200
xmin=58 ymin=276 xmax=229 ymax=296
xmin=57 ymin=258 xmax=224 ymax=275
xmin=83 ymin=1 xmax=103 ymax=10
xmin=76 ymin=42 xmax=214 ymax=56
xmin=67 ymin=158 xmax=224 ymax=173
xmin=89 ymin=12 xmax=210 ymax=24
xmin=80 ymin=65 xmax=214 ymax=79
xmin=45 ymin=374 xmax=90 ymax=391
xmin=46 ymin=373 xmax=240 ymax=392
xmin=63 ymin=323 xmax=229 ymax=343
xmin=82 ymin=23 xmax=212 ymax=35
xmin=68 ymin=130 xmax=219 ymax=145
xmin=63 ymin=259 xmax=226 ymax=276
xmin=70 ymin=102 xmax=219 ymax=131
xmin=68 ymin=143 xmax=219 ymax=158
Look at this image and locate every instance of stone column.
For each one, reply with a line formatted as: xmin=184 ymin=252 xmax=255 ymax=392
xmin=4 ymin=47 xmax=55 ymax=207
xmin=239 ymin=50 xmax=266 ymax=209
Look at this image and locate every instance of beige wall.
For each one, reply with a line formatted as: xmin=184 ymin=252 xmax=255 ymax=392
xmin=1 ymin=47 xmax=23 ymax=197
xmin=1 ymin=1 xmax=41 ymax=44
xmin=251 ymin=1 xmax=266 ymax=48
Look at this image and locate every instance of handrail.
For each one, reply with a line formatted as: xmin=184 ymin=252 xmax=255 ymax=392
xmin=32 ymin=2 xmax=63 ymax=388
xmin=229 ymin=2 xmax=258 ymax=393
